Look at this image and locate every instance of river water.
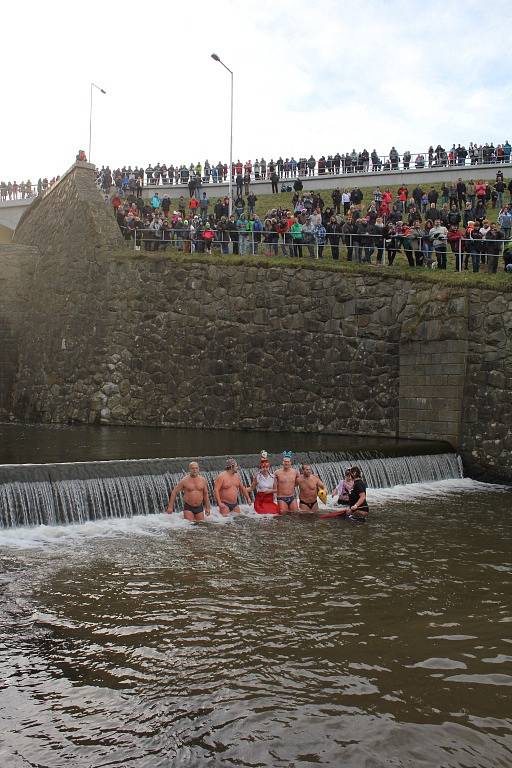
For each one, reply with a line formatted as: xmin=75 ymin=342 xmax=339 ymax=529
xmin=1 ymin=478 xmax=511 ymax=767
xmin=0 ymin=423 xmax=450 ymax=464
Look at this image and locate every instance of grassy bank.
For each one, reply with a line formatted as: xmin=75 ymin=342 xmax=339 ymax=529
xmin=140 ymin=178 xmax=508 ymax=226
xmin=112 ymin=247 xmax=512 ymax=292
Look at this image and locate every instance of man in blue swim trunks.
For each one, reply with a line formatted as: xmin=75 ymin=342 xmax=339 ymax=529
xmin=214 ymin=458 xmax=251 ymax=516
xmin=273 ymin=454 xmax=299 ymax=514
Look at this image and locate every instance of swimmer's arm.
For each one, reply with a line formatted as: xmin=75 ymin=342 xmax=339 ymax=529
xmin=203 ymin=481 xmax=211 ymax=516
xmin=213 ymin=475 xmax=223 ymax=507
xmin=248 ymin=475 xmax=258 ymax=493
xmin=272 ymin=471 xmax=279 ymax=494
xmin=240 ymin=476 xmax=252 ymax=503
xmin=350 ymin=491 xmax=368 ymax=516
xmin=166 ymin=479 xmax=184 ymax=513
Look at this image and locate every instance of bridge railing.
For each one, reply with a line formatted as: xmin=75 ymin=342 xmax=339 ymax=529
xmin=103 ymin=151 xmax=512 ymax=189
xmin=115 ymin=223 xmax=512 ymax=274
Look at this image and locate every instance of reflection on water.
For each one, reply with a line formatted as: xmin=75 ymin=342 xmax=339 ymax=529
xmin=0 ymin=482 xmax=511 ymax=767
xmin=0 ymin=422 xmax=450 ymax=464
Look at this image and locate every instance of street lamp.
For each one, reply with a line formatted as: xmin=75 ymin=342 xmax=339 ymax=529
xmin=88 ymin=82 xmax=106 ymax=164
xmin=211 ymin=53 xmax=233 ymax=216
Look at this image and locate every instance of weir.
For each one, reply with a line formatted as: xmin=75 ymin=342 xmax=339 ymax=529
xmin=0 ymin=451 xmax=463 ymax=528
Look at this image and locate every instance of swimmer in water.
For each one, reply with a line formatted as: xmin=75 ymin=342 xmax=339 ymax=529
xmin=250 ymin=452 xmax=280 ymax=514
xmin=297 ymin=464 xmax=326 ymax=514
xmin=332 ymin=468 xmax=354 ymax=505
xmin=214 ymin=457 xmax=251 ymax=516
xmin=166 ymin=461 xmax=210 ymax=522
xmin=345 ymin=466 xmax=369 ymax=521
xmin=273 ymin=453 xmax=299 ymax=514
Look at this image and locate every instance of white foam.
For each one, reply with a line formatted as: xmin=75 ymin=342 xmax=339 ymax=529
xmin=0 ymin=479 xmax=507 ymax=550
xmin=367 ymin=477 xmax=508 ymax=504
xmin=0 ymin=504 xmax=262 ymax=550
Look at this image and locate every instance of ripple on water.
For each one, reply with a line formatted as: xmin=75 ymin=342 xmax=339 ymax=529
xmin=410 ymin=658 xmax=468 ymax=670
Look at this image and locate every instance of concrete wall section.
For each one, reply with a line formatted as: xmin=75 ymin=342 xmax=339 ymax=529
xmin=0 ymin=198 xmax=33 ymax=230
xmin=461 ymin=290 xmax=512 ymax=480
xmin=399 ymin=290 xmax=469 ymax=446
xmin=136 ymin=163 xmax=510 ymax=198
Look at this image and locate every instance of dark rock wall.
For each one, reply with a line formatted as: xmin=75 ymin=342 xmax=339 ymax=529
xmin=462 ymin=290 xmax=512 ymax=480
xmin=12 ymin=163 xmax=122 ymax=421
xmin=0 ymin=245 xmax=37 ymax=418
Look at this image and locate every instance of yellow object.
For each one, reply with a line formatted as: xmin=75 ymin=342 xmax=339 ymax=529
xmin=318 ymin=488 xmax=328 ymax=504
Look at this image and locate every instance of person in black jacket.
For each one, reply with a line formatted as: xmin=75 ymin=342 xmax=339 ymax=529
xmin=368 ymin=217 xmax=386 ymax=265
xmin=327 ymin=216 xmax=343 ymax=260
xmin=463 ymin=202 xmax=474 ymax=228
xmin=427 ymin=188 xmax=439 ymax=205
xmin=447 ymin=205 xmax=461 ymax=228
xmin=332 ymin=188 xmax=341 ymax=214
xmin=350 ymin=187 xmax=363 ymax=206
xmin=227 ymin=215 xmax=239 ymax=254
xmin=485 ymin=223 xmax=504 ymax=273
xmin=456 ymin=179 xmax=466 ymax=210
xmin=342 ymin=217 xmax=356 ymax=261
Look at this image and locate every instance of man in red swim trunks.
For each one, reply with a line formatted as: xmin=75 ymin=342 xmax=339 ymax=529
xmin=166 ymin=461 xmax=210 ymax=522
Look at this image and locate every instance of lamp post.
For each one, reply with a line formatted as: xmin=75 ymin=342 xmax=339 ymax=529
xmin=88 ymin=82 xmax=106 ymax=164
xmin=211 ymin=53 xmax=233 ymax=216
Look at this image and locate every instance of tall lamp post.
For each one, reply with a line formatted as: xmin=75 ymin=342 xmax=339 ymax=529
xmin=88 ymin=82 xmax=106 ymax=164
xmin=211 ymin=53 xmax=233 ymax=216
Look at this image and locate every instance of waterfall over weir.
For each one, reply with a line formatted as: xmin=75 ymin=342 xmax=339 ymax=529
xmin=0 ymin=452 xmax=463 ymax=529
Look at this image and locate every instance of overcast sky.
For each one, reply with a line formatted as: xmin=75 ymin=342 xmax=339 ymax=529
xmin=2 ymin=0 xmax=511 ymax=180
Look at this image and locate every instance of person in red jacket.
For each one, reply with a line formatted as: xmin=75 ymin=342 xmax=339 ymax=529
xmin=111 ymin=194 xmax=122 ymax=211
xmin=447 ymin=224 xmax=464 ymax=270
xmin=475 ymin=181 xmax=487 ymax=202
xmin=202 ymin=222 xmax=215 ymax=253
xmin=398 ymin=186 xmax=408 ymax=212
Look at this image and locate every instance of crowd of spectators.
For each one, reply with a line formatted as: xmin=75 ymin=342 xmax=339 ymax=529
xmin=112 ymin=170 xmax=512 ymax=274
xmin=97 ymin=140 xmax=512 ymax=192
xmin=0 ymin=177 xmax=59 ymax=202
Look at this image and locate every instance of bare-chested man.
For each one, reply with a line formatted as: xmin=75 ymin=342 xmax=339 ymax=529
xmin=273 ymin=454 xmax=299 ymax=513
xmin=297 ymin=464 xmax=326 ymax=514
xmin=166 ymin=461 xmax=210 ymax=522
xmin=214 ymin=458 xmax=251 ymax=516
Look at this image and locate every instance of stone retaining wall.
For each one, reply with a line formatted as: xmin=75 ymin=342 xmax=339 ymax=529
xmin=0 ymin=245 xmax=37 ymax=418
